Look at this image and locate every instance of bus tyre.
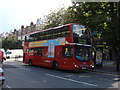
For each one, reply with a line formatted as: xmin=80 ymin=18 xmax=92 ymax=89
xmin=52 ymin=62 xmax=59 ymax=70
xmin=28 ymin=60 xmax=32 ymax=66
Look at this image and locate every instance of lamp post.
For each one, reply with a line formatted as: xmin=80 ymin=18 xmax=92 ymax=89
xmin=116 ymin=1 xmax=119 ymax=72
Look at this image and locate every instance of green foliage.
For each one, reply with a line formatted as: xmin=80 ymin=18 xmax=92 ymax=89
xmin=2 ymin=36 xmax=22 ymax=50
xmin=43 ymin=7 xmax=67 ymax=29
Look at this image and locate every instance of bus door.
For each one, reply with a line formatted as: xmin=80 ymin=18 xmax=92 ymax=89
xmin=34 ymin=47 xmax=44 ymax=65
xmin=62 ymin=46 xmax=72 ymax=68
xmin=55 ymin=46 xmax=62 ymax=58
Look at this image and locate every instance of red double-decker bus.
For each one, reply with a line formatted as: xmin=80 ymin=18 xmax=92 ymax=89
xmin=23 ymin=23 xmax=93 ymax=70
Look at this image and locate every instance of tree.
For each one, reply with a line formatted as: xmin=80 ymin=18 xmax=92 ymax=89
xmin=2 ymin=36 xmax=22 ymax=50
xmin=65 ymin=2 xmax=120 ymax=61
xmin=43 ymin=7 xmax=67 ymax=29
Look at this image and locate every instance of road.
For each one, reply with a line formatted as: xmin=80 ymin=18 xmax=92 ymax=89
xmin=2 ymin=58 xmax=119 ymax=89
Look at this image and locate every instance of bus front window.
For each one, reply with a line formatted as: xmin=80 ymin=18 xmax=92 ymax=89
xmin=74 ymin=45 xmax=92 ymax=61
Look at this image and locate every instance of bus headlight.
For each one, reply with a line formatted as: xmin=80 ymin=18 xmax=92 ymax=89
xmin=74 ymin=65 xmax=78 ymax=67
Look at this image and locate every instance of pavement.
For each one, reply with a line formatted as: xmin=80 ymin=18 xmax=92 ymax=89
xmin=89 ymin=60 xmax=120 ymax=75
xmin=4 ymin=58 xmax=120 ymax=75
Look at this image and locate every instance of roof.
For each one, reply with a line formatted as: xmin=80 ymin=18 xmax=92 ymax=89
xmin=24 ymin=23 xmax=80 ymax=36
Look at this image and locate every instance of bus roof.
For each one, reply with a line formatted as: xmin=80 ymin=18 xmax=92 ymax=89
xmin=24 ymin=23 xmax=80 ymax=36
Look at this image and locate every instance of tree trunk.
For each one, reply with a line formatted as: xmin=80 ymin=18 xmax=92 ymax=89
xmin=111 ymin=48 xmax=117 ymax=64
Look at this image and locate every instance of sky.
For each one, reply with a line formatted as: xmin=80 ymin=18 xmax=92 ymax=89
xmin=0 ymin=0 xmax=72 ymax=33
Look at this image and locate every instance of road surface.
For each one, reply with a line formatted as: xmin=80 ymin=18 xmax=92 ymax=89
xmin=2 ymin=58 xmax=119 ymax=89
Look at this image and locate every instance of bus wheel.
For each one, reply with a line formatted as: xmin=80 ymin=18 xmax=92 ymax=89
xmin=52 ymin=62 xmax=59 ymax=70
xmin=28 ymin=60 xmax=32 ymax=66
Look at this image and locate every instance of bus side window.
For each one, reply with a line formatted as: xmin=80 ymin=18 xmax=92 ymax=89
xmin=28 ymin=48 xmax=34 ymax=56
xmin=38 ymin=48 xmax=44 ymax=56
xmin=62 ymin=46 xmax=72 ymax=58
xmin=34 ymin=48 xmax=44 ymax=56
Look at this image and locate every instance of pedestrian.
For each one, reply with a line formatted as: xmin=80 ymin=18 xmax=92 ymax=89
xmin=15 ymin=55 xmax=18 ymax=60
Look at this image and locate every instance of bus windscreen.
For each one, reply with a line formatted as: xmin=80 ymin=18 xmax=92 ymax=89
xmin=74 ymin=45 xmax=92 ymax=62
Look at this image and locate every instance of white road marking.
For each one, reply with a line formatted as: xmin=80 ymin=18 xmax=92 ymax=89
xmin=46 ymin=74 xmax=98 ymax=87
xmin=20 ymin=67 xmax=31 ymax=71
xmin=6 ymin=85 xmax=11 ymax=88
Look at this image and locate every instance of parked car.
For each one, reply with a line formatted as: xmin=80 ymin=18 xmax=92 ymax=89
xmin=0 ymin=67 xmax=5 ymax=85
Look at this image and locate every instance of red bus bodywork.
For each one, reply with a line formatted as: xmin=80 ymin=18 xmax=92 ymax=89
xmin=23 ymin=23 xmax=93 ymax=70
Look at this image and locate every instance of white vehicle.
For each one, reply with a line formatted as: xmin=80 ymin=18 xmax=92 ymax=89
xmin=6 ymin=49 xmax=23 ymax=58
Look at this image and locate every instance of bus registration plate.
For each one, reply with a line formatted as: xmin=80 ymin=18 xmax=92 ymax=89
xmin=82 ymin=67 xmax=86 ymax=69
